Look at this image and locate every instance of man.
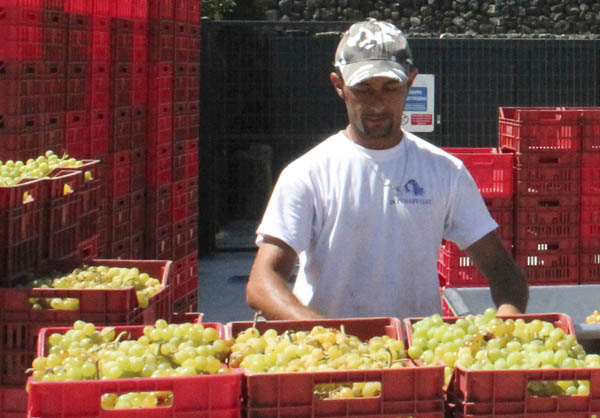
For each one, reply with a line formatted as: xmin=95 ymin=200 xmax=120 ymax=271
xmin=246 ymin=19 xmax=528 ymax=320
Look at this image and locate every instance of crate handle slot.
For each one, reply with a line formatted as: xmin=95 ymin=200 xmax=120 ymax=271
xmin=314 ymin=380 xmax=382 ymax=400
xmin=526 ymin=378 xmax=590 ymax=398
xmin=539 ymin=157 xmax=560 ymax=164
xmin=100 ymin=390 xmax=174 ymax=410
xmin=538 ymin=199 xmax=559 ymax=207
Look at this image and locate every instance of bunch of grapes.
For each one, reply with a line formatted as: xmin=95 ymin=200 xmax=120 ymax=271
xmin=101 ymin=391 xmax=173 ymax=410
xmin=28 ymin=265 xmax=163 ymax=310
xmin=230 ymin=325 xmax=407 ymax=399
xmin=408 ymin=308 xmax=600 ymax=396
xmin=29 ymin=319 xmax=234 ymax=409
xmin=586 ymin=310 xmax=600 ymax=324
xmin=0 ymin=150 xmax=89 ymax=187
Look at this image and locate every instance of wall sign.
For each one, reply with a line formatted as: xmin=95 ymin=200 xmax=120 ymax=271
xmin=403 ymin=74 xmax=435 ymax=133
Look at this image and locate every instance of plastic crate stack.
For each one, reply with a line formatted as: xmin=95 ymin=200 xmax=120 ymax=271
xmin=499 ymin=107 xmax=582 ymax=285
xmin=438 ymin=148 xmax=514 ymax=291
xmin=146 ymin=0 xmax=200 ymax=314
xmin=578 ymin=108 xmax=600 ymax=284
xmin=0 ymin=2 xmax=65 ymax=161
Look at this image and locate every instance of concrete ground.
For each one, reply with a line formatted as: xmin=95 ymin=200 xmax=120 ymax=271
xmin=197 ymin=250 xmax=257 ymax=324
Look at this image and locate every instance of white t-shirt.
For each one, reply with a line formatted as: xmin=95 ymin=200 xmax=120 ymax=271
xmin=256 ymin=130 xmax=497 ymax=319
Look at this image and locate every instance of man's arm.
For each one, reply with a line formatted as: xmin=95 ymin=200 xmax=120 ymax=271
xmin=246 ymin=235 xmax=324 ymax=320
xmin=464 ymin=231 xmax=529 ymax=315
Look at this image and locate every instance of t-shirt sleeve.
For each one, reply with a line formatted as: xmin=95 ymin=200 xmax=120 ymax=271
xmin=443 ymin=165 xmax=498 ymax=250
xmin=255 ymin=165 xmax=315 ymax=255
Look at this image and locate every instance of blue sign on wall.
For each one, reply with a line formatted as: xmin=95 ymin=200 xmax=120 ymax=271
xmin=406 ymin=87 xmax=427 ymax=112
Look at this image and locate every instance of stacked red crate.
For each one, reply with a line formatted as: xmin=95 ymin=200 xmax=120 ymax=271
xmin=0 ymin=179 xmax=44 ymax=284
xmin=170 ymin=0 xmax=200 ymax=312
xmin=578 ymin=108 xmax=600 ymax=283
xmin=499 ymin=107 xmax=582 ymax=285
xmin=438 ymin=148 xmax=514 ymax=288
xmin=0 ymin=2 xmax=65 ymax=161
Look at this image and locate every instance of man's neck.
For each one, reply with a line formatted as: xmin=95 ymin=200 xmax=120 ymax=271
xmin=345 ymin=126 xmax=404 ymax=150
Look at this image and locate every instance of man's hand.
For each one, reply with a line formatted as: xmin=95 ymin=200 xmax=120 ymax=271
xmin=496 ymin=303 xmax=523 ymax=316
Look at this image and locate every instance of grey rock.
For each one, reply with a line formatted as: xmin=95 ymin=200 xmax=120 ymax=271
xmin=517 ymin=24 xmax=532 ymax=33
xmin=278 ymin=0 xmax=293 ymax=14
xmin=369 ymin=9 xmax=384 ymax=19
xmin=265 ymin=9 xmax=281 ymax=20
xmin=479 ymin=22 xmax=494 ymax=33
xmin=553 ymin=19 xmax=570 ymax=33
xmin=420 ymin=5 xmax=433 ymax=15
xmin=410 ymin=16 xmax=422 ymax=26
xmin=322 ymin=7 xmax=338 ymax=19
xmin=486 ymin=4 xmax=499 ymax=16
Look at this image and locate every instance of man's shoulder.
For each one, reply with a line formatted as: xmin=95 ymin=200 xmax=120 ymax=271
xmin=404 ymin=132 xmax=464 ymax=170
xmin=287 ymin=131 xmax=348 ymax=168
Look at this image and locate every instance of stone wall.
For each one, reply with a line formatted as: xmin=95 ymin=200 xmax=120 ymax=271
xmin=263 ymin=0 xmax=600 ymax=38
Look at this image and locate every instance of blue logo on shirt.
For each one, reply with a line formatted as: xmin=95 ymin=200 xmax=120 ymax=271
xmin=389 ymin=179 xmax=431 ymax=205
xmin=404 ymin=179 xmax=424 ymax=196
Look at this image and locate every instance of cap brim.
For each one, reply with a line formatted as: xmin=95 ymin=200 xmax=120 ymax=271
xmin=339 ymin=60 xmax=410 ymax=87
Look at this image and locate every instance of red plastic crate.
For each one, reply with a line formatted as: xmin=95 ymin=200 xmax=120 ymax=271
xmin=443 ymin=147 xmax=513 ymax=199
xmin=131 ymin=232 xmax=144 ymax=260
xmin=581 ymin=152 xmax=600 ymax=195
xmin=228 ymin=317 xmax=445 ymax=418
xmin=173 ymin=287 xmax=199 ymax=314
xmin=105 ymin=150 xmax=131 ymax=197
xmin=484 ymin=198 xmax=513 ymax=240
xmin=130 ymin=187 xmax=145 ymax=231
xmin=437 ymin=240 xmax=513 ymax=288
xmin=448 ymin=364 xmax=600 ymax=417
xmin=0 ymin=385 xmax=27 ymax=418
xmin=145 ymin=223 xmax=173 ymax=260
xmin=404 ymin=314 xmax=590 ymax=417
xmin=580 ymin=251 xmax=600 ymax=284
xmin=580 ymin=109 xmax=600 ymax=152
xmin=77 ymin=234 xmax=99 ymax=260
xmin=27 ymin=321 xmax=242 ymax=418
xmin=514 ymin=251 xmax=579 ymax=285
xmin=0 ymin=202 xmax=43 ymax=284
xmin=0 ymin=259 xmax=173 ymax=385
xmin=499 ymin=107 xmax=582 ymax=153
xmin=188 ymin=0 xmax=201 ymax=22
xmin=516 ymin=177 xmax=580 ymax=197
xmin=146 ymin=143 xmax=172 ymax=187
xmin=581 ymin=196 xmax=600 ymax=248
xmin=107 ymin=194 xmax=131 ymax=243
xmin=515 ymin=195 xmax=580 ymax=240
xmin=149 ymin=0 xmax=175 ymax=19
xmin=38 ymin=169 xmax=84 ymax=260
xmin=0 ymin=178 xmax=42 ymax=210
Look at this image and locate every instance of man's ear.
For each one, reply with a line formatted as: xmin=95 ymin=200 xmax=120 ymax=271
xmin=407 ymin=67 xmax=419 ymax=90
xmin=330 ymin=72 xmax=345 ymax=100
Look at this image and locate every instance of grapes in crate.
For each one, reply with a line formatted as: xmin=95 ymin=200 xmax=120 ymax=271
xmin=586 ymin=310 xmax=600 ymax=324
xmin=230 ymin=325 xmax=408 ymax=399
xmin=27 ymin=265 xmax=163 ymax=310
xmin=28 ymin=319 xmax=234 ymax=409
xmin=0 ymin=150 xmax=91 ymax=187
xmin=407 ymin=308 xmax=600 ymax=395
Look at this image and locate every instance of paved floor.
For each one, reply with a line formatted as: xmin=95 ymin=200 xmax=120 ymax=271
xmin=197 ymin=250 xmax=258 ymax=324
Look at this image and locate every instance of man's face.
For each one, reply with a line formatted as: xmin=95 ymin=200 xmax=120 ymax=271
xmin=342 ymin=76 xmax=411 ymax=140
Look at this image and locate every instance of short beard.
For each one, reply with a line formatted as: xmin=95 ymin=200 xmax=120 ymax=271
xmin=358 ymin=119 xmax=394 ymax=138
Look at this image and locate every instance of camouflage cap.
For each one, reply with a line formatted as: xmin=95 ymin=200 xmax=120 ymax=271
xmin=334 ymin=18 xmax=414 ymax=87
